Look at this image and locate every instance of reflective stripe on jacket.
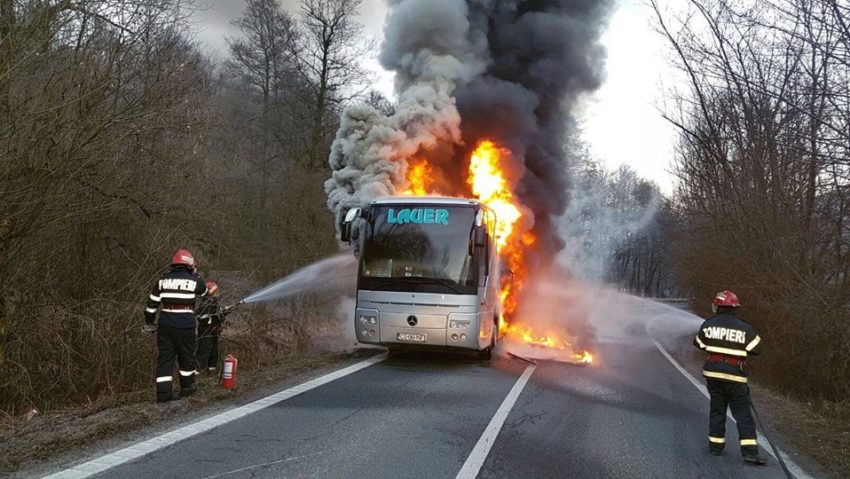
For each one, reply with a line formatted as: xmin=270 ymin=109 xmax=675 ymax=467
xmin=694 ymin=312 xmax=762 ymax=383
xmin=145 ymin=266 xmax=208 ymax=328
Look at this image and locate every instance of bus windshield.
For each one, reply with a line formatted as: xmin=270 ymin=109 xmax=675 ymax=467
xmin=359 ymin=205 xmax=478 ymax=295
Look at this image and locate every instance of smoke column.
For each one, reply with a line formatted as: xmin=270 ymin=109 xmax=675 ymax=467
xmin=325 ymin=0 xmax=614 ymax=264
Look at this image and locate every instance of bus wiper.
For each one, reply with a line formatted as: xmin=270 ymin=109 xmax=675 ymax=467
xmin=403 ymin=277 xmax=464 ymax=294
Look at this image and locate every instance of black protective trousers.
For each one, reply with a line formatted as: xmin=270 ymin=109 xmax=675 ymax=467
xmin=707 ymin=379 xmax=759 ymax=455
xmin=156 ymin=327 xmax=199 ymax=401
xmin=196 ymin=331 xmax=219 ymax=371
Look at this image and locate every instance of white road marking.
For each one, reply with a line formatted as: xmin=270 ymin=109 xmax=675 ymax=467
xmin=41 ymin=354 xmax=387 ymax=479
xmin=648 ymin=326 xmax=814 ymax=479
xmin=455 ymin=365 xmax=536 ymax=479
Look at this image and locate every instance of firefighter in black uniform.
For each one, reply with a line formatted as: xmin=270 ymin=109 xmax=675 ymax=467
xmin=196 ymin=281 xmax=229 ymax=373
xmin=694 ymin=290 xmax=766 ymax=465
xmin=143 ymin=249 xmax=208 ymax=402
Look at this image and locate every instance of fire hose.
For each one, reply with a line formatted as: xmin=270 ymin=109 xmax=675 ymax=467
xmin=222 ymin=300 xmax=244 ymax=314
xmin=196 ymin=301 xmax=242 ymax=339
xmin=750 ymin=396 xmax=794 ymax=478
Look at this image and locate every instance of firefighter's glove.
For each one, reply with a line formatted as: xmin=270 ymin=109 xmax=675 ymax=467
xmin=141 ymin=323 xmax=157 ymax=334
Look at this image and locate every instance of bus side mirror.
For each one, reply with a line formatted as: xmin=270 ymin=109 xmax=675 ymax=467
xmin=340 ymin=208 xmax=362 ymax=243
xmin=473 ymin=226 xmax=487 ymax=248
xmin=340 ymin=223 xmax=352 ymax=243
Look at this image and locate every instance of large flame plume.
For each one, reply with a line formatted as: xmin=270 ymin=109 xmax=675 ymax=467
xmin=403 ymin=139 xmax=593 ymax=364
xmin=466 ymin=141 xmax=522 ymax=251
xmin=464 ymin=140 xmax=528 ymax=321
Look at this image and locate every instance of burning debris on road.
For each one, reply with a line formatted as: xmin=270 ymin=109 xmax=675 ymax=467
xmin=325 ymin=0 xmax=613 ymax=361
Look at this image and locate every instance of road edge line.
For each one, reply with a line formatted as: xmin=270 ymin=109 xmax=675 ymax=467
xmin=42 ymin=354 xmax=387 ymax=479
xmin=455 ymin=364 xmax=536 ymax=479
xmin=648 ymin=324 xmax=813 ymax=479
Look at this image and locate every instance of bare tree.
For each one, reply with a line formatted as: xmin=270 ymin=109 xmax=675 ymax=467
xmin=295 ymin=0 xmax=371 ymax=169
xmin=0 ymin=0 xmax=218 ymax=412
xmin=226 ymin=0 xmax=300 ymax=207
xmin=365 ymin=89 xmax=395 ymax=117
xmin=227 ymin=0 xmax=298 ymax=102
xmin=651 ymin=0 xmax=850 ymax=400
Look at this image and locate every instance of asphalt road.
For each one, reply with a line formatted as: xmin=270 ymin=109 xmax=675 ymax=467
xmin=66 ymin=337 xmax=799 ymax=479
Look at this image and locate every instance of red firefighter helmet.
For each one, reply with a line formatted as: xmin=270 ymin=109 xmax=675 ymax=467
xmin=171 ymin=248 xmax=196 ymax=268
xmin=713 ymin=290 xmax=741 ymax=308
xmin=206 ymin=281 xmax=220 ymax=296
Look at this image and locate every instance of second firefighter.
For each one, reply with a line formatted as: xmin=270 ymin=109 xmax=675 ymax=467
xmin=196 ymin=281 xmax=229 ymax=373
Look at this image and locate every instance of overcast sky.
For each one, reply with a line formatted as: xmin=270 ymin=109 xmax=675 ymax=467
xmin=581 ymin=0 xmax=679 ymax=194
xmin=191 ymin=0 xmax=679 ymax=194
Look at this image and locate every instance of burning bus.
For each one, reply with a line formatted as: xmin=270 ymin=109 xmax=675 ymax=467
xmin=340 ymin=196 xmax=501 ymax=358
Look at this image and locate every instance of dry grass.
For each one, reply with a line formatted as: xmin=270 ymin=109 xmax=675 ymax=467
xmin=749 ymin=386 xmax=850 ymax=479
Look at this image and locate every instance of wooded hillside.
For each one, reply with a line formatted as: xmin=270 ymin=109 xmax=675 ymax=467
xmin=0 ymin=0 xmax=372 ymax=413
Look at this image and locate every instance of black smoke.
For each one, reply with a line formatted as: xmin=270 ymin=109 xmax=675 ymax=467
xmin=457 ymin=0 xmax=612 ymax=260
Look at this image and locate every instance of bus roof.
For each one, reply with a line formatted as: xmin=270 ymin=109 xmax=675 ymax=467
xmin=370 ymin=196 xmax=481 ymax=207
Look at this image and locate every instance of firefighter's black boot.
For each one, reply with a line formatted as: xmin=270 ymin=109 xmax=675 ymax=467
xmin=179 ymin=383 xmax=198 ymax=397
xmin=741 ymin=441 xmax=766 ymax=465
xmin=709 ymin=445 xmax=724 ymax=456
xmin=743 ymin=453 xmax=767 ymax=465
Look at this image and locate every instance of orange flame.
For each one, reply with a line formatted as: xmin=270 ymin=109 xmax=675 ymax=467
xmin=575 ymin=350 xmax=593 ymax=364
xmin=467 ymin=141 xmax=521 ymax=251
xmin=466 ymin=140 xmax=529 ymax=323
xmin=402 ymin=159 xmax=434 ymax=196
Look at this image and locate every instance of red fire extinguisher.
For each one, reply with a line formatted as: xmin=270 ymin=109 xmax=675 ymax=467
xmin=220 ymin=353 xmax=238 ymax=389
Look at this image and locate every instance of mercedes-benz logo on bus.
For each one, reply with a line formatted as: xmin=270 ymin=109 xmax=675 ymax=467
xmin=407 ymin=315 xmax=418 ymax=326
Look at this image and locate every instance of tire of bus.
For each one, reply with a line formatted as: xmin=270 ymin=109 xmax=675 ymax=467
xmin=478 ymin=320 xmax=497 ymax=360
xmin=478 ymin=346 xmax=492 ymax=360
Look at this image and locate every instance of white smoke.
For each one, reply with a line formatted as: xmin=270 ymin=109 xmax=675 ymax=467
xmin=558 ymin=160 xmax=661 ymax=283
xmin=325 ymin=0 xmax=487 ymax=226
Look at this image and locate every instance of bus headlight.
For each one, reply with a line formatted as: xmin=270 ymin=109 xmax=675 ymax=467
xmin=449 ymin=319 xmax=471 ymax=329
xmin=359 ymin=315 xmax=377 ymax=324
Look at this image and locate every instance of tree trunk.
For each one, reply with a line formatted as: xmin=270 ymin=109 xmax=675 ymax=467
xmin=308 ymin=40 xmax=330 ymax=169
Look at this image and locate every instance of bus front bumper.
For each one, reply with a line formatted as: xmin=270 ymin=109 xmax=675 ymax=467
xmin=355 ymin=325 xmax=480 ymax=351
xmin=355 ymin=305 xmax=486 ymax=351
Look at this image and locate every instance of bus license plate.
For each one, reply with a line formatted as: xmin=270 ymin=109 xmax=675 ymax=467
xmin=397 ymin=333 xmax=426 ymax=342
